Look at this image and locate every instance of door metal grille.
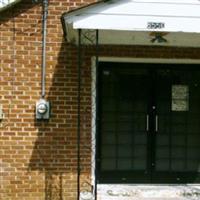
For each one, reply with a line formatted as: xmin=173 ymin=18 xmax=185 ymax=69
xmin=98 ymin=63 xmax=200 ymax=183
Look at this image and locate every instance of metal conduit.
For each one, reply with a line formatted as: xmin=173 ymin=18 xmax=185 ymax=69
xmin=41 ymin=0 xmax=48 ymax=98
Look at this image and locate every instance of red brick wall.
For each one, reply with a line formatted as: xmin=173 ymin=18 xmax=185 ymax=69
xmin=0 ymin=1 xmax=96 ymax=199
xmin=1 ymin=0 xmax=200 ymax=200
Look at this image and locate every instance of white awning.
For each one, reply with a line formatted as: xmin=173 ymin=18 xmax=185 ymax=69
xmin=63 ymin=0 xmax=200 ymax=33
xmin=62 ymin=0 xmax=200 ymax=46
xmin=0 ymin=0 xmax=21 ymax=12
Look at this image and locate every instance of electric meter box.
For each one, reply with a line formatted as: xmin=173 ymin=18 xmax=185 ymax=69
xmin=36 ymin=99 xmax=50 ymax=120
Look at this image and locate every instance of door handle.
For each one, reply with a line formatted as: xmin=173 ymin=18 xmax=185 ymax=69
xmin=155 ymin=115 xmax=158 ymax=132
xmin=146 ymin=115 xmax=149 ymax=131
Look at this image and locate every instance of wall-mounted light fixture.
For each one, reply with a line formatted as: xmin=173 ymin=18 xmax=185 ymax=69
xmin=150 ymin=32 xmax=168 ymax=43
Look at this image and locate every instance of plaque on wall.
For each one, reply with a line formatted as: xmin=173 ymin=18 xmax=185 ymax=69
xmin=172 ymin=85 xmax=189 ymax=111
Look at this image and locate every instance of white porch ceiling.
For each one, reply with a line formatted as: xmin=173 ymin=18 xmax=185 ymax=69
xmin=62 ymin=0 xmax=200 ymax=47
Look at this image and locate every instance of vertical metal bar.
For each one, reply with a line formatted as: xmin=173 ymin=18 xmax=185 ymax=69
xmin=169 ymin=70 xmax=172 ymax=172
xmin=94 ymin=29 xmax=99 ymax=200
xmin=155 ymin=115 xmax=158 ymax=132
xmin=77 ymin=29 xmax=82 ymax=200
xmin=146 ymin=114 xmax=149 ymax=131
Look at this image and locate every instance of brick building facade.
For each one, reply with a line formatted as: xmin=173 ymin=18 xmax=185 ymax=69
xmin=0 ymin=1 xmax=97 ymax=199
xmin=1 ymin=0 xmax=200 ymax=200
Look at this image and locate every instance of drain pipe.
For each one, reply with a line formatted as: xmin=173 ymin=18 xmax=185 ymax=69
xmin=36 ymin=0 xmax=50 ymax=120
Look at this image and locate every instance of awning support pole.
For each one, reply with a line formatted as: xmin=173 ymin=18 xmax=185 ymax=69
xmin=77 ymin=29 xmax=82 ymax=200
xmin=94 ymin=29 xmax=99 ymax=200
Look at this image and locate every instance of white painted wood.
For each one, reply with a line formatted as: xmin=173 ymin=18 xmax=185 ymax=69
xmin=0 ymin=0 xmax=21 ymax=11
xmin=98 ymin=57 xmax=200 ymax=64
xmin=68 ymin=29 xmax=200 ymax=47
xmin=63 ymin=0 xmax=200 ymax=33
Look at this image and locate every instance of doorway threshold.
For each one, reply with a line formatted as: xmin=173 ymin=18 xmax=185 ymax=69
xmin=97 ymin=184 xmax=200 ymax=200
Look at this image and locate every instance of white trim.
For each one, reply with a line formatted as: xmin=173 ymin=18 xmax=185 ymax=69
xmin=0 ymin=0 xmax=21 ymax=12
xmin=91 ymin=57 xmax=96 ymax=193
xmin=64 ymin=28 xmax=200 ymax=47
xmin=91 ymin=56 xmax=200 ymax=194
xmin=63 ymin=0 xmax=200 ymax=33
xmin=98 ymin=57 xmax=200 ymax=64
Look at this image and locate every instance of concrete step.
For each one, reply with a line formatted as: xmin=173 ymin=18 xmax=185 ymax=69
xmin=96 ymin=185 xmax=200 ymax=200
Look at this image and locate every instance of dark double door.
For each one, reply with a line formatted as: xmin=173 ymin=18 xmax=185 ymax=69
xmin=98 ymin=63 xmax=200 ymax=183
